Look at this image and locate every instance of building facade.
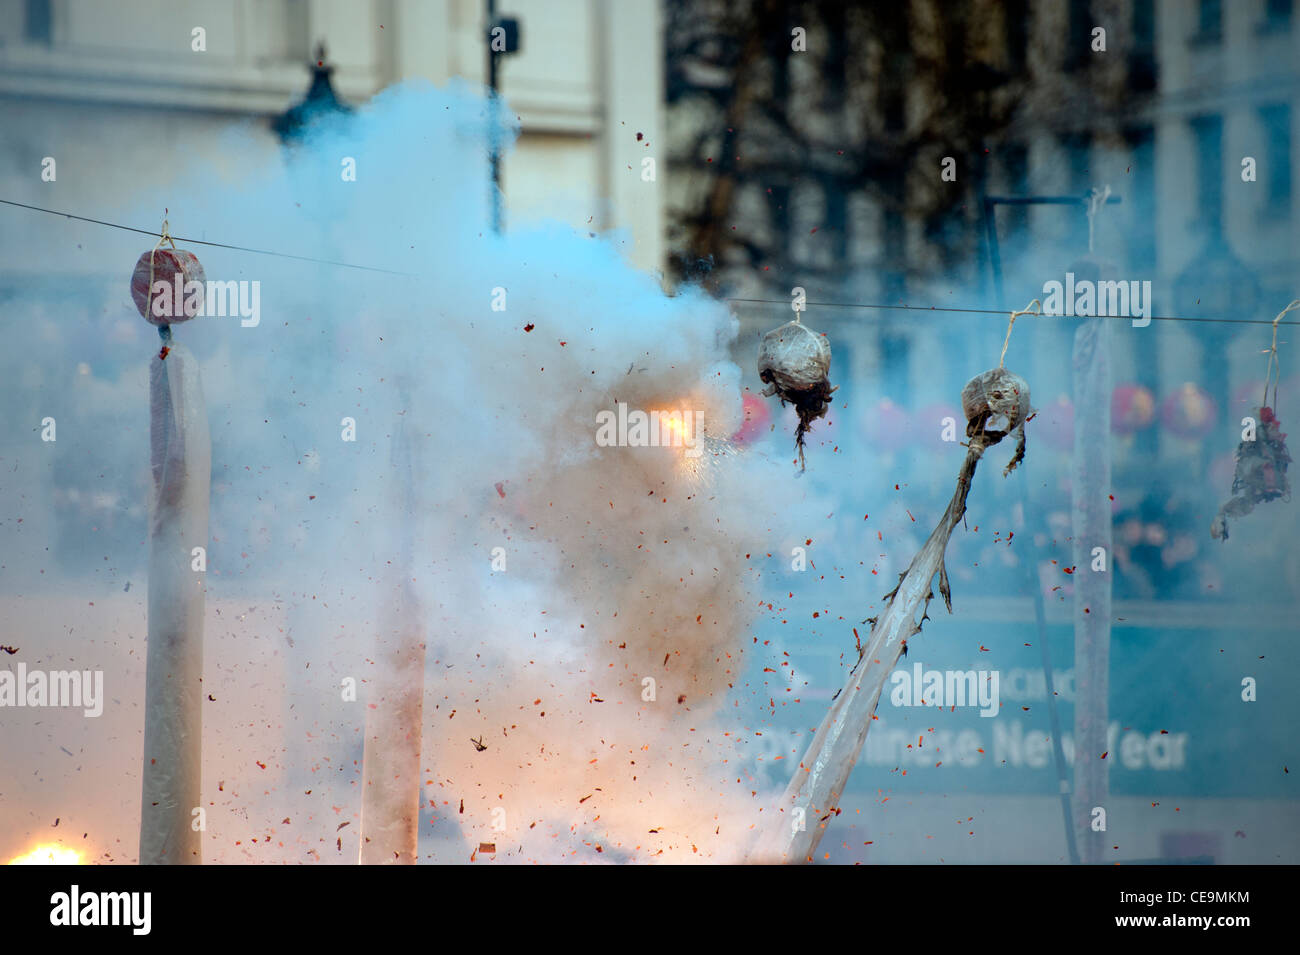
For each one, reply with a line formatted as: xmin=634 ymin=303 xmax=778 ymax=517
xmin=0 ymin=0 xmax=664 ymax=273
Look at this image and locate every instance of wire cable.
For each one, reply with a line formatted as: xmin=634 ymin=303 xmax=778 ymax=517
xmin=0 ymin=198 xmax=413 ymax=275
xmin=5 ymin=196 xmax=1296 ymax=324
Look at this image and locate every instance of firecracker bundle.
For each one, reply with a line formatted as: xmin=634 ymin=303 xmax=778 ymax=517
xmin=133 ymin=219 xmax=210 ymax=865
xmin=1211 ymin=405 xmax=1291 ymax=540
xmin=131 ymin=245 xmax=205 ymax=327
xmin=960 ymin=367 xmax=1033 ymax=476
xmin=1212 ymin=300 xmax=1300 ymax=540
xmin=752 ymin=302 xmax=1038 ymax=863
xmin=757 ymin=319 xmax=835 ymax=469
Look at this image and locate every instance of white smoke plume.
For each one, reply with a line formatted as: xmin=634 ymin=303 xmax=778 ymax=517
xmin=0 ymin=82 xmax=829 ymax=863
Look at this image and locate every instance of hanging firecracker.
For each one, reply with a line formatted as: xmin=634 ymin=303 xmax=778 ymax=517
xmin=1111 ymin=383 xmax=1155 ymax=435
xmin=956 ymin=300 xmax=1038 ymax=474
xmin=961 ymin=367 xmax=1033 ymax=475
xmin=862 ymin=398 xmax=910 ymax=452
xmin=757 ymin=318 xmax=835 ymax=469
xmin=731 ymin=391 xmax=773 ymax=445
xmin=751 ymin=298 xmax=1041 ymax=864
xmin=133 ymin=215 xmax=210 ymax=864
xmin=130 ymin=242 xmax=205 ymax=326
xmin=1211 ymin=406 xmax=1291 ymax=540
xmin=1211 ymin=300 xmax=1300 ymax=539
xmin=1159 ymin=383 xmax=1217 ymax=440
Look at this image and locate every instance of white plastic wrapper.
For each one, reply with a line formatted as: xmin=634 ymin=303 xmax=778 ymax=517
xmin=960 ymin=367 xmax=1032 ymax=476
xmin=757 ymin=321 xmax=831 ymax=394
xmin=141 ymin=342 xmax=210 ymax=864
xmin=960 ymin=368 xmax=1031 ymax=432
xmin=757 ymin=320 xmax=834 ymax=469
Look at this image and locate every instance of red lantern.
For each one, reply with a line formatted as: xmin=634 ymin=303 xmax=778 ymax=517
xmin=1038 ymin=393 xmax=1074 ymax=451
xmin=732 ymin=391 xmax=773 ymax=445
xmin=1160 ymin=383 xmax=1217 ymax=440
xmin=1111 ymin=384 xmax=1155 ymax=435
xmin=862 ymin=398 xmax=910 ymax=451
xmin=130 ymin=248 xmax=205 ymax=325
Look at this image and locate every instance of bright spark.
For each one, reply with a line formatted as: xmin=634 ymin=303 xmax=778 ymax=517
xmin=9 ymin=844 xmax=82 ymax=865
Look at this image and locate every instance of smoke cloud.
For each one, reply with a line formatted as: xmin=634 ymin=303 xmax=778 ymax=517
xmin=0 ymin=81 xmax=835 ymax=863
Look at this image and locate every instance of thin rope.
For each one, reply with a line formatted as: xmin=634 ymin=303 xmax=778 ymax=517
xmin=1264 ymin=299 xmax=1300 ymax=411
xmin=145 ymin=211 xmax=178 ymax=329
xmin=999 ymin=299 xmax=1041 ymax=369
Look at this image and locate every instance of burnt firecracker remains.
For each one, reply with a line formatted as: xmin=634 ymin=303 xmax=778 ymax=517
xmin=961 ymin=367 xmax=1033 ymax=477
xmin=1212 ymin=406 xmax=1292 ymax=540
xmin=757 ymin=319 xmax=835 ymax=470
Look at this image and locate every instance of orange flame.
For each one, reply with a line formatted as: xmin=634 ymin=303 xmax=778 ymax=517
xmin=8 ymin=844 xmax=82 ymax=865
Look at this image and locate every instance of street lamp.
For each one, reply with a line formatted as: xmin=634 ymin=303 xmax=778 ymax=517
xmin=486 ymin=2 xmax=521 ymax=232
xmin=273 ymin=42 xmax=353 ymax=146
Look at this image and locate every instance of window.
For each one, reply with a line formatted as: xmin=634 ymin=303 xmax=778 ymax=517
xmin=1066 ymin=0 xmax=1092 ymax=71
xmin=878 ymin=332 xmax=909 ymax=406
xmin=1190 ymin=114 xmax=1223 ymax=232
xmin=820 ymin=3 xmax=848 ymax=112
xmin=1005 ymin=0 xmax=1028 ymax=73
xmin=768 ymin=184 xmax=791 ymax=262
xmin=1123 ymin=126 xmax=1157 ymax=270
xmin=1194 ymin=0 xmax=1222 ymax=42
xmin=24 ymin=0 xmax=51 ymax=44
xmin=1266 ymin=0 xmax=1292 ymax=27
xmin=1260 ymin=0 xmax=1292 ymax=32
xmin=1259 ymin=103 xmax=1292 ymax=215
xmin=880 ymin=168 xmax=906 ymax=298
xmin=1060 ymin=131 xmax=1092 ymax=250
xmin=823 ymin=176 xmax=848 ymax=264
xmin=1001 ymin=144 xmax=1029 ymax=235
xmin=1130 ymin=0 xmax=1156 ymax=91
